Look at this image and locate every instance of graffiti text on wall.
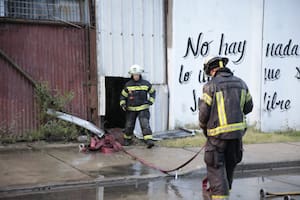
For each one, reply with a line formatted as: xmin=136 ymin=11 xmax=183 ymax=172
xmin=262 ymin=38 xmax=300 ymax=112
xmin=265 ymin=39 xmax=300 ymax=57
xmin=181 ymin=32 xmax=247 ymax=112
xmin=296 ymin=67 xmax=300 ymax=79
xmin=263 ymin=67 xmax=292 ymax=112
xmin=183 ymin=32 xmax=247 ymax=64
xmin=179 ymin=65 xmax=211 ymax=84
xmin=263 ymin=67 xmax=291 ymax=112
xmin=180 ymin=34 xmax=298 ymax=114
xmin=263 ymin=92 xmax=291 ymax=112
xmin=264 ymin=68 xmax=280 ymax=81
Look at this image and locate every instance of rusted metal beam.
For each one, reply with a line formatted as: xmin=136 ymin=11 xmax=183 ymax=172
xmin=0 ymin=48 xmax=36 ymax=87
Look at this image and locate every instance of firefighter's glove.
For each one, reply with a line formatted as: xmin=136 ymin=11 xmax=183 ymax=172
xmin=148 ymin=100 xmax=153 ymax=106
xmin=121 ymin=104 xmax=126 ymax=111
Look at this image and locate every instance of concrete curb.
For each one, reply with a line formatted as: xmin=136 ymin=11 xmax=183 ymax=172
xmin=237 ymin=160 xmax=300 ymax=171
xmin=0 ymin=174 xmax=164 ymax=198
xmin=1 ymin=160 xmax=300 ymax=198
xmin=0 ymin=142 xmax=79 ymax=152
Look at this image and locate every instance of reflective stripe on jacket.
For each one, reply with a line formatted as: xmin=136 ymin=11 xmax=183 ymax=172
xmin=198 ymin=68 xmax=253 ymax=139
xmin=120 ymin=78 xmax=156 ymax=111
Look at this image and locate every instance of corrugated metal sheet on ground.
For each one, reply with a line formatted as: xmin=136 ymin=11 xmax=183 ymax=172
xmin=96 ymin=0 xmax=166 ymax=84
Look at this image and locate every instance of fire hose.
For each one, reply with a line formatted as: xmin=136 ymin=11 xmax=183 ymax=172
xmin=79 ymin=133 xmax=206 ymax=176
xmin=121 ymin=143 xmax=206 ymax=175
xmin=46 ymin=109 xmax=205 ymax=177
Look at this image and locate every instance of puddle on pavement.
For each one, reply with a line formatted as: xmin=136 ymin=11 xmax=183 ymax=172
xmin=1 ymin=173 xmax=300 ymax=200
xmin=89 ymin=162 xmax=160 ymax=177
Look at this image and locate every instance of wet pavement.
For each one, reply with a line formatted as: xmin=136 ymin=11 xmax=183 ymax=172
xmin=1 ymin=171 xmax=299 ymax=200
xmin=0 ymin=142 xmax=300 ymax=199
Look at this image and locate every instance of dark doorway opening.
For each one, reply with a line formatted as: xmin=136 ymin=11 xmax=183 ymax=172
xmin=104 ymin=77 xmax=130 ymax=129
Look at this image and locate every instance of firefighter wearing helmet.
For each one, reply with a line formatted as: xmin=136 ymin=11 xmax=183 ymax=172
xmin=199 ymin=56 xmax=253 ymax=200
xmin=120 ymin=64 xmax=156 ymax=148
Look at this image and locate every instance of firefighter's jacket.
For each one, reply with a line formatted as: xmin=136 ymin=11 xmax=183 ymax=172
xmin=199 ymin=68 xmax=253 ymax=139
xmin=120 ymin=78 xmax=156 ymax=111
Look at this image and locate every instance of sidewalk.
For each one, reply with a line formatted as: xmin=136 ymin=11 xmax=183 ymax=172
xmin=0 ymin=142 xmax=300 ymax=196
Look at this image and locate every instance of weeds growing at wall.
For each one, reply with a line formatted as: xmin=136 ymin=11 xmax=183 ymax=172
xmin=0 ymin=83 xmax=80 ymax=144
xmin=158 ymin=127 xmax=300 ymax=147
xmin=0 ymin=118 xmax=19 ymax=144
xmin=35 ymin=83 xmax=74 ymax=123
xmin=33 ymin=82 xmax=78 ymax=142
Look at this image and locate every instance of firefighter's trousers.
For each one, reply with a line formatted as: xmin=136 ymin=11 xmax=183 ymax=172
xmin=124 ymin=109 xmax=152 ymax=139
xmin=204 ymin=137 xmax=243 ymax=200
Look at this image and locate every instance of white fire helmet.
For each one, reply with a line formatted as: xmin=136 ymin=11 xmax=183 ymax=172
xmin=128 ymin=64 xmax=144 ymax=75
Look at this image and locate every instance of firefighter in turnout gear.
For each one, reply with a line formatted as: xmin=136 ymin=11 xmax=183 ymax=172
xmin=199 ymin=56 xmax=253 ymax=200
xmin=120 ymin=64 xmax=156 ymax=148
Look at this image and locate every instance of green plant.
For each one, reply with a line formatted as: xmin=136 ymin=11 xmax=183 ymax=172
xmin=40 ymin=120 xmax=78 ymax=142
xmin=32 ymin=82 xmax=79 ymax=142
xmin=0 ymin=83 xmax=82 ymax=144
xmin=158 ymin=127 xmax=300 ymax=148
xmin=0 ymin=113 xmax=23 ymax=144
xmin=24 ymin=129 xmax=44 ymax=142
xmin=35 ymin=83 xmax=74 ymax=123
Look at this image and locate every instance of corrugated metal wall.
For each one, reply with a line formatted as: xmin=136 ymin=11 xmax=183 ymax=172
xmin=95 ymin=0 xmax=168 ymax=132
xmin=0 ymin=54 xmax=37 ymax=135
xmin=96 ymin=0 xmax=166 ymax=84
xmin=0 ymin=23 xmax=93 ymax=135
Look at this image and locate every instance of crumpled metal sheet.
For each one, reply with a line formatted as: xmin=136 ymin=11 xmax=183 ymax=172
xmin=153 ymin=129 xmax=195 ymax=140
xmin=47 ymin=109 xmax=104 ymax=138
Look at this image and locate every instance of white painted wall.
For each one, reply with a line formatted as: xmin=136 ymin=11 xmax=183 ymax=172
xmin=168 ymin=0 xmax=300 ymax=131
xmin=96 ymin=0 xmax=300 ymax=132
xmin=168 ymin=0 xmax=263 ymax=129
xmin=96 ymin=0 xmax=165 ymax=84
xmin=261 ymin=0 xmax=300 ymax=131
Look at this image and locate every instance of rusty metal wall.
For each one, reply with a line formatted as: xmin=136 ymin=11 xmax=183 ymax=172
xmin=0 ymin=23 xmax=92 ymax=135
xmin=87 ymin=27 xmax=99 ymax=126
xmin=0 ymin=55 xmax=37 ymax=135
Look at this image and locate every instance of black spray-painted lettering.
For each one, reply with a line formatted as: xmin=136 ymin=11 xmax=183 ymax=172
xmin=263 ymin=92 xmax=291 ymax=112
xmin=183 ymin=32 xmax=213 ymax=58
xmin=265 ymin=39 xmax=300 ymax=57
xmin=190 ymin=89 xmax=198 ymax=112
xmin=198 ymin=69 xmax=211 ymax=83
xmin=178 ymin=65 xmax=192 ymax=84
xmin=218 ymin=33 xmax=246 ymax=64
xmin=295 ymin=67 xmax=300 ymax=79
xmin=264 ymin=68 xmax=280 ymax=81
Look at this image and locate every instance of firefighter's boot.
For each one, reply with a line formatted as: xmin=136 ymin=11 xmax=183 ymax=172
xmin=145 ymin=139 xmax=155 ymax=149
xmin=124 ymin=139 xmax=133 ymax=146
xmin=202 ymin=191 xmax=212 ymax=200
xmin=211 ymin=197 xmax=229 ymax=200
xmin=202 ymin=177 xmax=212 ymax=200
